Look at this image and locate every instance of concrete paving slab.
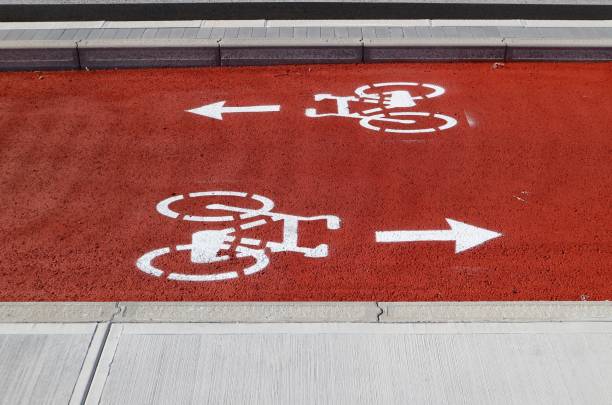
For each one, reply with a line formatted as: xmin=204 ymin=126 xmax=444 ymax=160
xmin=195 ymin=27 xmax=213 ymax=39
xmin=0 ymin=21 xmax=104 ymax=30
xmin=3 ymin=29 xmax=25 ymax=41
xmin=521 ymin=19 xmax=612 ymax=27
xmin=0 ymin=323 xmax=97 ymax=405
xmin=204 ymin=19 xmax=266 ymax=28
xmin=85 ymin=322 xmax=612 ymax=405
xmin=267 ymin=19 xmax=431 ymax=27
xmin=103 ymin=20 xmax=202 ymax=29
xmin=182 ymin=27 xmax=199 ymax=38
xmin=432 ymin=19 xmax=523 ymax=26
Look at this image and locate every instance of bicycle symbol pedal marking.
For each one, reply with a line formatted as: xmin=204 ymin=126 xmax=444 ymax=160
xmin=136 ymin=191 xmax=341 ymax=282
xmin=305 ymin=82 xmax=458 ymax=134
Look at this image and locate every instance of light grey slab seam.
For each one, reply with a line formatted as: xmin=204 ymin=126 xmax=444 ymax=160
xmin=83 ymin=324 xmax=123 ymax=405
xmin=69 ymin=323 xmax=111 ymax=405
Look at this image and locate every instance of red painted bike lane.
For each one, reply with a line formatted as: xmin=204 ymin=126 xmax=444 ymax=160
xmin=0 ymin=63 xmax=610 ymax=301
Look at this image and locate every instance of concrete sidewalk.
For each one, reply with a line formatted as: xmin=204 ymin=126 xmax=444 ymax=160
xmin=1 ymin=19 xmax=612 ymax=70
xmin=2 ymin=319 xmax=612 ymax=404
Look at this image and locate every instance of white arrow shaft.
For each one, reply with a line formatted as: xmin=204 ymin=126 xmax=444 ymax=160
xmin=223 ymin=105 xmax=280 ymax=114
xmin=376 ymin=230 xmax=455 ymax=243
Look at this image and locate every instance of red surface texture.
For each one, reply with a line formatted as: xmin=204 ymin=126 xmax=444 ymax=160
xmin=0 ymin=63 xmax=610 ymax=301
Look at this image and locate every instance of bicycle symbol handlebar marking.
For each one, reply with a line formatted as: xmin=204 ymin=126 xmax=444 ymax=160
xmin=136 ymin=191 xmax=341 ymax=282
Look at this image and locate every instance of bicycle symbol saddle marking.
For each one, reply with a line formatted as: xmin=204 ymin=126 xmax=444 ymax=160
xmin=305 ymin=82 xmax=458 ymax=134
xmin=136 ymin=191 xmax=341 ymax=282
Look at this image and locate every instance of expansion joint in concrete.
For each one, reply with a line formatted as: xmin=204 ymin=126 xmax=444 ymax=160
xmin=375 ymin=302 xmax=384 ymax=322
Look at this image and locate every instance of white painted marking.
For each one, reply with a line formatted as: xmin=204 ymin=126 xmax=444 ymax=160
xmin=435 ymin=113 xmax=458 ymax=130
xmin=240 ymin=219 xmax=267 ymax=230
xmin=358 ymin=112 xmax=457 ymax=134
xmin=240 ymin=237 xmax=261 ymax=246
xmin=136 ymin=248 xmax=169 ymax=277
xmin=156 ymin=191 xmax=275 ymax=222
xmin=236 ymin=246 xmax=270 ymax=275
xmin=383 ymin=90 xmax=417 ymax=108
xmin=183 ymin=214 xmax=235 ymax=222
xmin=168 ymin=271 xmax=238 ymax=282
xmin=156 ymin=195 xmax=183 ymax=219
xmin=306 ymin=83 xmax=456 ymax=134
xmin=138 ymin=191 xmax=340 ymax=282
xmin=355 ymin=82 xmax=445 ymax=101
xmin=376 ymin=218 xmax=502 ymax=254
xmin=189 ymin=191 xmax=247 ymax=198
xmin=187 ymin=101 xmax=281 ymax=120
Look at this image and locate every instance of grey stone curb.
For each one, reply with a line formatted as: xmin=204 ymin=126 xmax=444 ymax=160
xmin=78 ymin=39 xmax=219 ymax=69
xmin=0 ymin=302 xmax=120 ymax=323
xmin=380 ymin=302 xmax=612 ymax=323
xmin=2 ymin=22 xmax=612 ymax=70
xmin=117 ymin=302 xmax=381 ymax=322
xmin=0 ymin=39 xmax=79 ymax=70
xmin=219 ymin=38 xmax=363 ymax=66
xmin=504 ymin=37 xmax=612 ymax=60
xmin=2 ymin=37 xmax=612 ymax=71
xmin=364 ymin=38 xmax=505 ymax=61
xmin=1 ymin=302 xmax=611 ymax=323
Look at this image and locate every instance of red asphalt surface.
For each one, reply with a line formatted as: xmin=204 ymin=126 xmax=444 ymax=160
xmin=0 ymin=63 xmax=610 ymax=301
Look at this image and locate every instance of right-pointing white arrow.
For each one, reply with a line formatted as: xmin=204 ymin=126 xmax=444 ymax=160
xmin=375 ymin=218 xmax=502 ymax=254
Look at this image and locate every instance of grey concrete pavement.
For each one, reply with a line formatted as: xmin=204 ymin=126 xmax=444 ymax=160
xmin=0 ymin=323 xmax=106 ymax=405
xmin=1 ymin=304 xmax=611 ymax=404
xmin=3 ymin=321 xmax=611 ymax=405
xmin=87 ymin=322 xmax=612 ymax=405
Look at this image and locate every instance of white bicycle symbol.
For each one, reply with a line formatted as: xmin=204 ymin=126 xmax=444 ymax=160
xmin=305 ymin=82 xmax=458 ymax=134
xmin=136 ymin=191 xmax=340 ymax=282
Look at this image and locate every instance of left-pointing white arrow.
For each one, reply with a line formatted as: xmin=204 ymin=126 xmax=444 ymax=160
xmin=186 ymin=101 xmax=281 ymax=120
xmin=375 ymin=218 xmax=502 ymax=254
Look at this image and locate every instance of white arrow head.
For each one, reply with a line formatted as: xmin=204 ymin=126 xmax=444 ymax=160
xmin=446 ymin=218 xmax=502 ymax=254
xmin=186 ymin=101 xmax=226 ymax=120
